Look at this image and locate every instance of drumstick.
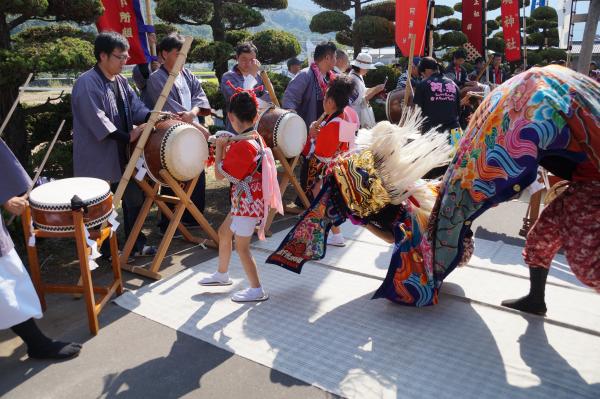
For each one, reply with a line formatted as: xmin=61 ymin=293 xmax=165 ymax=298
xmin=208 ymin=134 xmax=257 ymax=144
xmin=475 ymin=51 xmax=495 ymax=84
xmin=6 ymin=120 xmax=65 ymax=226
xmin=316 ymin=112 xmax=327 ymax=125
xmin=0 ymin=73 xmax=33 ymax=138
xmin=260 ymin=70 xmax=281 ymax=107
xmin=150 ymin=111 xmax=175 ymax=116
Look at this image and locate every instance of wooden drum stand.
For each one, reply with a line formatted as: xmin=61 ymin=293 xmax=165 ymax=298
xmin=119 ymin=169 xmax=219 ymax=280
xmin=21 ymin=207 xmax=122 ymax=335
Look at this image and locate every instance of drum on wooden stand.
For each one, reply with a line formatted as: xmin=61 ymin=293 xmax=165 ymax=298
xmin=385 ymin=88 xmax=412 ymax=124
xmin=141 ymin=119 xmax=209 ymax=186
xmin=256 ymin=107 xmax=307 ymax=158
xmin=29 ymin=177 xmax=113 ymax=233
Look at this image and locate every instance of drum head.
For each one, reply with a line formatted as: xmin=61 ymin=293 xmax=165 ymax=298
xmin=162 ymin=124 xmax=208 ymax=182
xmin=274 ymin=112 xmax=307 ymax=158
xmin=386 ymin=89 xmax=408 ymax=124
xmin=29 ymin=177 xmax=111 ymax=209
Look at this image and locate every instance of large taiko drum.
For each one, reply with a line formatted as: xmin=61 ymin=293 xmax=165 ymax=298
xmin=385 ymin=88 xmax=413 ymax=124
xmin=142 ymin=119 xmax=209 ymax=186
xmin=256 ymin=107 xmax=307 ymax=158
xmin=29 ymin=178 xmax=113 ymax=233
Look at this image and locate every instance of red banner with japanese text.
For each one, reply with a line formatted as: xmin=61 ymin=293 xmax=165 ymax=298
xmin=501 ymin=0 xmax=522 ymax=62
xmin=462 ymin=0 xmax=484 ymax=61
xmin=96 ymin=0 xmax=151 ymax=65
xmin=395 ymin=0 xmax=429 ymax=57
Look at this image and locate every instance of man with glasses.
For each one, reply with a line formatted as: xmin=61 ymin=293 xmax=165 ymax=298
xmin=72 ymin=31 xmax=157 ymax=259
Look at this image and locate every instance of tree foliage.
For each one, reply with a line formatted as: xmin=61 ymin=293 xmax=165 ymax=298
xmin=154 ymin=22 xmax=179 ymax=42
xmin=0 ymin=0 xmax=103 ymax=164
xmin=527 ymin=6 xmax=558 ymax=49
xmin=354 ymin=15 xmax=395 ymax=48
xmin=155 ymin=0 xmax=293 ymax=79
xmin=438 ymin=18 xmax=461 ymax=32
xmin=252 ymin=30 xmax=301 ymax=64
xmin=309 ymin=1 xmax=395 ymax=55
xmin=312 ymin=0 xmax=351 ymax=11
xmin=439 ymin=31 xmax=467 ymax=49
xmin=309 ymin=11 xmax=352 ymax=34
xmin=434 ymin=5 xmax=454 ymax=18
xmin=225 ymin=30 xmax=253 ymax=48
xmin=362 ymin=1 xmax=395 ymax=20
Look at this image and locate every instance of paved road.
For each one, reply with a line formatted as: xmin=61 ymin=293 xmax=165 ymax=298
xmin=0 ymin=201 xmax=531 ymax=398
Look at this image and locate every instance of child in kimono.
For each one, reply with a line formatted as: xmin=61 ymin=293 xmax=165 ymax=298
xmin=199 ymin=86 xmax=282 ymax=302
xmin=306 ymin=75 xmax=358 ymax=247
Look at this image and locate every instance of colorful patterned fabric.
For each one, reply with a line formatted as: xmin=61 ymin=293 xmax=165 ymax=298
xmin=372 ymin=204 xmax=438 ymax=307
xmin=431 ymin=66 xmax=600 ymax=280
xmin=267 ymin=149 xmax=448 ymax=307
xmin=266 ymin=177 xmax=347 ymax=273
xmin=524 ymin=181 xmax=600 ymax=291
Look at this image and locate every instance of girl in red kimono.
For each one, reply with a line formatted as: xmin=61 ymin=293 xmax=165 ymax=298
xmin=306 ymin=75 xmax=358 ymax=247
xmin=199 ymin=87 xmax=282 ymax=302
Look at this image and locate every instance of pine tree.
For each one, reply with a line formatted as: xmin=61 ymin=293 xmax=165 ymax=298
xmin=0 ymin=0 xmax=103 ymax=164
xmin=155 ymin=0 xmax=299 ymax=80
xmin=309 ymin=0 xmax=396 ymax=56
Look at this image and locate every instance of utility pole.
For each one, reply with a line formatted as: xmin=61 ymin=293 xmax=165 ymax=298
xmin=578 ymin=0 xmax=600 ymax=74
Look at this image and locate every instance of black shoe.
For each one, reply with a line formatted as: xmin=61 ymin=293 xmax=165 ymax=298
xmin=501 ymin=295 xmax=547 ymax=315
xmin=28 ymin=341 xmax=82 ymax=360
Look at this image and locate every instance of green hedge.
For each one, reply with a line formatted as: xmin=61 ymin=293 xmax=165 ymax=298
xmin=363 ymin=65 xmax=401 ymax=93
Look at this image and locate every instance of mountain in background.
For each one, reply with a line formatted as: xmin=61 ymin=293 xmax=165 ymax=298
xmin=149 ymin=0 xmax=333 ymax=46
xmin=252 ymin=5 xmax=334 ymax=45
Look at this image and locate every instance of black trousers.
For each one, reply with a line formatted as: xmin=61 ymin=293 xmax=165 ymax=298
xmin=101 ymin=181 xmax=147 ymax=254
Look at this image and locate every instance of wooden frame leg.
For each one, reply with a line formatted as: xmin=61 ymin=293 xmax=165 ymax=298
xmin=273 ymin=147 xmax=310 ymax=209
xmin=529 ymin=190 xmax=543 ymax=224
xmin=21 ymin=207 xmax=46 ymax=310
xmin=120 ymin=178 xmax=158 ymax=266
xmin=121 ymin=171 xmax=220 ymax=280
xmin=73 ymin=210 xmax=99 ymax=335
xmin=146 ymin=179 xmax=192 ymax=278
xmin=264 ymin=150 xmax=310 ymax=233
xmin=264 ymin=154 xmax=300 ymax=234
xmin=109 ymin=231 xmax=123 ymax=295
xmin=161 ymin=171 xmax=219 ymax=247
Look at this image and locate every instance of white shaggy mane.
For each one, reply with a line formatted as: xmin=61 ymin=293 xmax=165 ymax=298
xmin=356 ymin=108 xmax=453 ymax=205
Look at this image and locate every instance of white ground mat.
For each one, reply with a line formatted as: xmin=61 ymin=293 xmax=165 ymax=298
xmin=115 ymin=224 xmax=600 ymax=398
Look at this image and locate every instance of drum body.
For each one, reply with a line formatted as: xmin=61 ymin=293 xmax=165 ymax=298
xmin=256 ymin=107 xmax=307 ymax=158
xmin=385 ymin=88 xmax=412 ymax=124
xmin=143 ymin=119 xmax=209 ymax=186
xmin=29 ymin=178 xmax=113 ymax=233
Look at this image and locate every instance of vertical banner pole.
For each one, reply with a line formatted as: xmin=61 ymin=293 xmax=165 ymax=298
xmin=483 ymin=0 xmax=489 ymax=82
xmin=145 ymin=0 xmax=156 ymax=57
xmin=522 ymin=0 xmax=528 ymax=69
xmin=428 ymin=1 xmax=435 ymax=57
xmin=403 ymin=34 xmax=416 ymax=108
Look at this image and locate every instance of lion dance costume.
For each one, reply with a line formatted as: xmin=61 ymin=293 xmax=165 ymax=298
xmin=268 ymin=66 xmax=599 ymax=311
